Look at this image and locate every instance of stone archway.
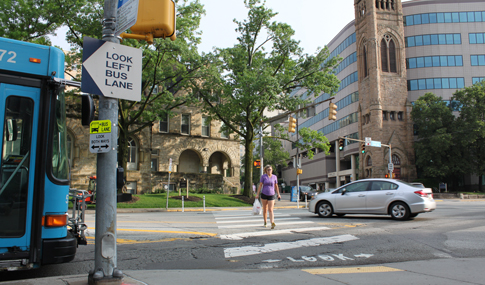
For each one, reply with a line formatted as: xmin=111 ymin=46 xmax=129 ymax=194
xmin=179 ymin=149 xmax=202 ymax=173
xmin=208 ymin=151 xmax=231 ymax=176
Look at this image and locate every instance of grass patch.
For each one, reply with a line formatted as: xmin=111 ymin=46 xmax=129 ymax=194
xmin=116 ymin=193 xmax=251 ymax=208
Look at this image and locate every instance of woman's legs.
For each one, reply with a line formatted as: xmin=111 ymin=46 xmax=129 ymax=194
xmin=261 ymin=199 xmax=268 ymax=225
xmin=267 ymin=199 xmax=275 ymax=228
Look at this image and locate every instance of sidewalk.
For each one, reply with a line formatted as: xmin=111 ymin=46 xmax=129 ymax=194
xmin=5 ymin=257 xmax=484 ymax=285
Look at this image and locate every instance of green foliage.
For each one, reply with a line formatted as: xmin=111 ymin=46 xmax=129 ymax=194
xmin=412 ymin=83 xmax=485 ymax=191
xmin=411 ymin=92 xmax=460 ymax=179
xmin=190 ymin=0 xmax=340 ymax=196
xmin=452 ymin=81 xmax=485 ymax=191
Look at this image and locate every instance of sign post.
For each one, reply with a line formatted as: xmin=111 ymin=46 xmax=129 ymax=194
xmin=166 ymin=158 xmax=172 ymax=209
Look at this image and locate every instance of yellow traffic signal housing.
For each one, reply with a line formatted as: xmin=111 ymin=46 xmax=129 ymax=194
xmin=288 ymin=116 xmax=297 ymax=133
xmin=121 ymin=0 xmax=176 ymax=43
xmin=361 ymin=143 xmax=366 ymax=154
xmin=296 ymin=168 xmax=303 ymax=175
xmin=329 ymin=103 xmax=337 ymax=120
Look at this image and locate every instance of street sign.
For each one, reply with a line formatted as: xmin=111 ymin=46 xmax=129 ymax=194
xmin=115 ymin=0 xmax=139 ymax=36
xmin=90 ymin=120 xmax=112 ymax=134
xmin=365 ymin=137 xmax=371 ymax=146
xmin=388 ymin=163 xmax=394 ymax=171
xmin=81 ymin=37 xmax=142 ymax=101
xmin=89 ymin=120 xmax=112 ymax=153
xmin=370 ymin=141 xmax=382 ymax=147
xmin=169 ymin=158 xmax=173 ymax=172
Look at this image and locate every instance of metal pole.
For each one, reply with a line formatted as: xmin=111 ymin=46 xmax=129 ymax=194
xmin=166 ymin=172 xmax=171 ymax=210
xmin=389 ymin=144 xmax=392 ymax=178
xmin=260 ymin=122 xmax=264 ymax=177
xmin=90 ymin=0 xmax=122 ymax=282
xmin=296 ymin=119 xmax=300 ymax=209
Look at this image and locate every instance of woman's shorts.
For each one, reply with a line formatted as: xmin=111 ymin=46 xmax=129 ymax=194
xmin=260 ymin=193 xmax=275 ymax=200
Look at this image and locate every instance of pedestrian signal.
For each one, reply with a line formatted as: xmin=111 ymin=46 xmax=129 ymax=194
xmin=296 ymin=168 xmax=303 ymax=175
xmin=253 ymin=159 xmax=261 ymax=168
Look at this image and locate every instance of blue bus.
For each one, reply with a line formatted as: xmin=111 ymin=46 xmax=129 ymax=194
xmin=0 ymin=37 xmax=86 ymax=270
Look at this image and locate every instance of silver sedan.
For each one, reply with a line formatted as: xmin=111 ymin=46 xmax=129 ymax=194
xmin=308 ymin=179 xmax=436 ymax=220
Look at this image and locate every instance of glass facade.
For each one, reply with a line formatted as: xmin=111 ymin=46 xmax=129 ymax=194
xmin=407 ymin=78 xmax=465 ymax=91
xmin=405 ymin=11 xmax=485 ymax=26
xmin=469 ymin=33 xmax=485 ymax=44
xmin=406 ymin=55 xmax=463 ymax=69
xmin=405 ymin=34 xmax=461 ymax=47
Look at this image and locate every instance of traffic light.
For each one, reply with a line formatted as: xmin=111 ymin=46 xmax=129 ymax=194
xmin=338 ymin=139 xmax=344 ymax=151
xmin=360 ymin=143 xmax=366 ymax=154
xmin=288 ymin=116 xmax=297 ymax=133
xmin=296 ymin=168 xmax=303 ymax=175
xmin=253 ymin=159 xmax=261 ymax=168
xmin=120 ymin=0 xmax=177 ymax=43
xmin=329 ymin=103 xmax=337 ymax=120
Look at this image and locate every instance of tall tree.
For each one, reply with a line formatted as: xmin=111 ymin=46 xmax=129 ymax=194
xmin=452 ymin=82 xmax=485 ymax=192
xmin=0 ymin=0 xmax=85 ymax=44
xmin=192 ymin=0 xmax=340 ymax=196
xmin=411 ymin=93 xmax=462 ymax=181
xmin=62 ymin=0 xmax=206 ymax=176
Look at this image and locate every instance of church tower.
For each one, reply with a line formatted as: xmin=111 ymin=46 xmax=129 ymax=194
xmin=354 ymin=0 xmax=416 ymax=180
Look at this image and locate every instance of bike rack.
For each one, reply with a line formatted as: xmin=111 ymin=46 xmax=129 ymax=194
xmin=68 ymin=189 xmax=91 ymax=245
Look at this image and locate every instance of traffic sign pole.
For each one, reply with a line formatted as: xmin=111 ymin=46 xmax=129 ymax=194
xmin=89 ymin=0 xmax=122 ymax=283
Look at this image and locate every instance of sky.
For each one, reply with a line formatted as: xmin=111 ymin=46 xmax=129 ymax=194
xmin=50 ymin=0 xmax=410 ymax=54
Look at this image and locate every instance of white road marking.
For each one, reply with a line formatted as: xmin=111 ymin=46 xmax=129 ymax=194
xmin=218 ymin=221 xmax=314 ymax=229
xmin=215 ymin=214 xmax=291 ymax=220
xmin=224 ymin=234 xmax=359 ymax=258
xmin=220 ymin=226 xmax=331 ymax=240
xmin=216 ymin=217 xmax=299 ymax=224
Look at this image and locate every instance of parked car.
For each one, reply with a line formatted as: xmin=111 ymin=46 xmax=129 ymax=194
xmin=308 ymin=179 xmax=436 ymax=220
xmin=299 ymin=186 xmax=316 ymax=201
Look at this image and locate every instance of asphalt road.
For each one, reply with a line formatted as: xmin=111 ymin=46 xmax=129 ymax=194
xmin=1 ymin=200 xmax=484 ymax=282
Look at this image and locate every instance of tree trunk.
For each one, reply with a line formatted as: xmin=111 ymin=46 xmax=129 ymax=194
xmin=243 ymin=127 xmax=255 ymax=197
xmin=479 ymin=174 xmax=483 ymax=193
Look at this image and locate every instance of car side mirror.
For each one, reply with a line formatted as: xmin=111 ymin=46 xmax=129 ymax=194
xmin=341 ymin=189 xmax=347 ymax=195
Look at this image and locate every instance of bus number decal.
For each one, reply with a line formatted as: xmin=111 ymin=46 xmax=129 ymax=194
xmin=0 ymin=49 xmax=17 ymax=63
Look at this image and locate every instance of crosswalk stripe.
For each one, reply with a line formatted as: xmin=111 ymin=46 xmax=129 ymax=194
xmin=216 ymin=217 xmax=300 ymax=224
xmin=220 ymin=226 xmax=331 ymax=240
xmin=218 ymin=221 xmax=314 ymax=229
xmin=224 ymin=234 xmax=359 ymax=258
xmin=215 ymin=214 xmax=290 ymax=220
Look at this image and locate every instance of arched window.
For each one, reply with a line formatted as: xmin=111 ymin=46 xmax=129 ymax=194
xmin=363 ymin=45 xmax=369 ymax=78
xmin=127 ymin=138 xmax=138 ymax=170
xmin=366 ymin=156 xmax=373 ymax=167
xmin=392 ymin=154 xmax=401 ymax=165
xmin=381 ymin=35 xmax=397 ymax=73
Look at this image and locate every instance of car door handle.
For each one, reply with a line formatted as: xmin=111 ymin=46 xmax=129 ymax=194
xmin=386 ymin=192 xmax=394 ymax=195
xmin=358 ymin=194 xmax=366 ymax=197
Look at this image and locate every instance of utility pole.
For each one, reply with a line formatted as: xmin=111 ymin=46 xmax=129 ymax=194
xmin=89 ymin=0 xmax=122 ymax=283
xmin=259 ymin=122 xmax=264 ymax=177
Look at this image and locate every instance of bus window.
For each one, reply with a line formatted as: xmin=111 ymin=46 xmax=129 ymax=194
xmin=0 ymin=96 xmax=34 ymax=237
xmin=51 ymin=88 xmax=69 ymax=180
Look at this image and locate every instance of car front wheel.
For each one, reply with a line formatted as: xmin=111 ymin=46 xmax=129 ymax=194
xmin=390 ymin=202 xmax=410 ymax=220
xmin=316 ymin=201 xmax=333 ymax=218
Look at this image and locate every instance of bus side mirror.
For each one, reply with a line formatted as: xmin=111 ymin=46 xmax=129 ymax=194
xmin=6 ymin=119 xmax=18 ymax=141
xmin=81 ymin=94 xmax=95 ymax=126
